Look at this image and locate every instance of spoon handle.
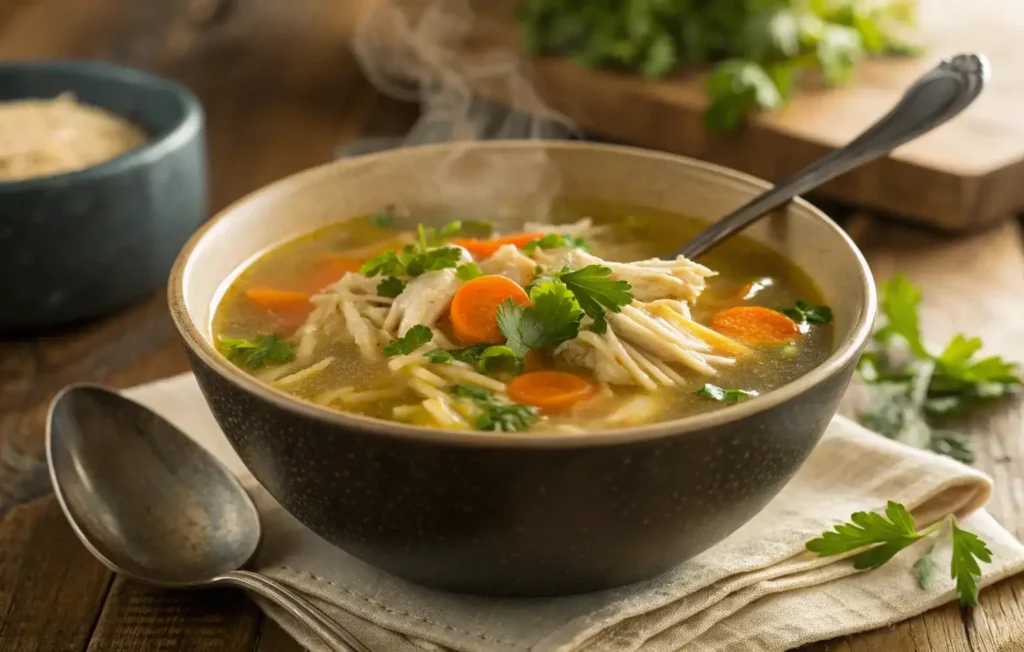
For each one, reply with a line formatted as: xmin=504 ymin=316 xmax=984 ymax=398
xmin=215 ymin=570 xmax=372 ymax=652
xmin=676 ymin=53 xmax=989 ymax=260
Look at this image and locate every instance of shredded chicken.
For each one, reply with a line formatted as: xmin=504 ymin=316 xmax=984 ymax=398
xmin=384 ymin=268 xmax=463 ymax=337
xmin=297 ymin=273 xmax=391 ymax=361
xmin=523 ymin=217 xmax=606 ymax=238
xmin=533 ymin=247 xmax=714 ymax=304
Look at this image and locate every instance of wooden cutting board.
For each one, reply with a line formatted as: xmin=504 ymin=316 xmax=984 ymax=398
xmin=467 ymin=0 xmax=1024 ymax=231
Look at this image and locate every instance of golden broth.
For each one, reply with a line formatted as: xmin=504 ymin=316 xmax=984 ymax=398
xmin=213 ymin=199 xmax=833 ymax=429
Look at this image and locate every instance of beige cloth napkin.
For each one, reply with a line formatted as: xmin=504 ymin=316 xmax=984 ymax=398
xmin=125 ymin=374 xmax=1024 ymax=652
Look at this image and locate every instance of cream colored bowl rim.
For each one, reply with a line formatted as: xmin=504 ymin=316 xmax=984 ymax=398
xmin=168 ymin=140 xmax=877 ymax=449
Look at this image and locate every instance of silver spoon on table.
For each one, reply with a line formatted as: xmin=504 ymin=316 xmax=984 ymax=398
xmin=677 ymin=52 xmax=989 ymax=259
xmin=46 ymin=385 xmax=370 ymax=652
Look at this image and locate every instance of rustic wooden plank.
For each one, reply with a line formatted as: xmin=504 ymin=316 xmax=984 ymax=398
xmin=464 ymin=0 xmax=1024 ymax=231
xmin=86 ymin=578 xmax=260 ymax=652
xmin=0 ymin=496 xmax=113 ymax=652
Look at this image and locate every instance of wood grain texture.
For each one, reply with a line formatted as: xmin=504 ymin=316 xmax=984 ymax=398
xmin=86 ymin=578 xmax=260 ymax=652
xmin=465 ymin=0 xmax=1024 ymax=231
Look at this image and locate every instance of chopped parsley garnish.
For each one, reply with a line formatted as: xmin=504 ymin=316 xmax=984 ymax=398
xmin=695 ymin=383 xmax=759 ymax=403
xmin=382 ymin=325 xmax=433 ymax=357
xmin=450 ymin=384 xmax=492 ymax=402
xmin=476 ymin=345 xmax=523 ymax=374
xmin=449 ymin=384 xmax=538 ymax=432
xmin=424 ymin=344 xmax=523 ymax=375
xmin=455 ymin=262 xmax=482 ymax=281
xmin=781 ymin=300 xmax=832 ymax=327
xmin=418 ymin=219 xmax=494 ymax=246
xmin=806 ymin=501 xmax=992 ymax=607
xmin=559 ymin=265 xmax=633 ymax=332
xmin=856 ymin=275 xmax=1021 ymax=463
xmin=376 ymin=276 xmax=406 ymax=298
xmin=498 ymin=280 xmax=583 ymax=357
xmin=359 ymin=244 xmax=463 ymax=279
xmin=218 ymin=334 xmax=293 ymax=368
xmin=523 ymin=232 xmax=589 ymax=254
xmin=424 ymin=349 xmax=455 ymax=364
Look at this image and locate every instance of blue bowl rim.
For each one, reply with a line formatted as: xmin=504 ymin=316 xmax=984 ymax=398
xmin=0 ymin=59 xmax=204 ymax=191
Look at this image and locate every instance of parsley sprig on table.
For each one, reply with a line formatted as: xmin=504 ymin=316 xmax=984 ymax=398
xmin=806 ymin=501 xmax=992 ymax=607
xmin=517 ymin=0 xmax=920 ymax=130
xmin=856 ymin=275 xmax=1022 ymax=463
xmin=218 ymin=334 xmax=293 ymax=368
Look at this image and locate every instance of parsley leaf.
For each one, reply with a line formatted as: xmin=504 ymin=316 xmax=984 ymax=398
xmin=781 ymin=300 xmax=833 ymax=326
xmin=359 ymin=250 xmax=404 ymax=277
xmin=498 ymin=281 xmax=583 ymax=357
xmin=424 ymin=344 xmax=523 ymax=375
xmin=382 ymin=325 xmax=433 ymax=357
xmin=424 ymin=349 xmax=454 ymax=364
xmin=857 ymin=275 xmax=1022 ymax=462
xmin=951 ymin=521 xmax=993 ymax=607
xmin=376 ymin=276 xmax=406 ymax=298
xmin=219 ymin=334 xmax=294 ymax=369
xmin=807 ymin=501 xmax=993 ymax=607
xmin=455 ymin=262 xmax=482 ymax=281
xmin=559 ymin=265 xmax=633 ymax=327
xmin=523 ymin=232 xmax=590 ymax=254
xmin=448 ymin=384 xmax=538 ymax=431
xmin=695 ymin=383 xmax=759 ymax=404
xmin=807 ymin=501 xmax=923 ymax=569
xmin=359 ymin=223 xmax=465 ymax=279
xmin=477 ymin=345 xmax=523 ymax=375
xmin=404 ymin=247 xmax=464 ymax=277
xmin=371 ymin=208 xmax=394 ymax=228
xmin=874 ymin=275 xmax=929 ymax=358
xmin=450 ymin=384 xmax=492 ymax=402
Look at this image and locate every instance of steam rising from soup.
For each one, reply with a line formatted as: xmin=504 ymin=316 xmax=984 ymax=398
xmin=213 ymin=200 xmax=833 ymax=433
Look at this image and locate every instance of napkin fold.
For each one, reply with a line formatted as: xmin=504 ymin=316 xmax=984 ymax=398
xmin=125 ymin=374 xmax=1024 ymax=652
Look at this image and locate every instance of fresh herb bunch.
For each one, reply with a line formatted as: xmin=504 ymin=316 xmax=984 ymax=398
xmin=856 ymin=275 xmax=1022 ymax=463
xmin=517 ymin=0 xmax=919 ymax=130
xmin=806 ymin=501 xmax=992 ymax=607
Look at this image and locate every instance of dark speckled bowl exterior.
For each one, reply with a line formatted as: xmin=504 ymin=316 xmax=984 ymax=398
xmin=0 ymin=60 xmax=207 ymax=331
xmin=169 ymin=142 xmax=876 ymax=597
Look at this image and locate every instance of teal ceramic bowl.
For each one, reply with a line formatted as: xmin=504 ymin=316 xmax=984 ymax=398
xmin=0 ymin=60 xmax=208 ymax=331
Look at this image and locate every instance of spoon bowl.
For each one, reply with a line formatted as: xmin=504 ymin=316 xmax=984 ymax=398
xmin=47 ymin=384 xmax=260 ymax=587
xmin=47 ymin=384 xmax=369 ymax=652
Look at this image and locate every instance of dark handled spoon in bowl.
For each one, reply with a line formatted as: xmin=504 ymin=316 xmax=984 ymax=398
xmin=676 ymin=53 xmax=989 ymax=260
xmin=46 ymin=385 xmax=371 ymax=652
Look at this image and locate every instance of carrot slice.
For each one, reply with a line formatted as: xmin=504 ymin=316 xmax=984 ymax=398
xmin=507 ymin=371 xmax=597 ymax=413
xmin=710 ymin=306 xmax=800 ymax=346
xmin=449 ymin=275 xmax=531 ymax=344
xmin=452 ymin=232 xmax=544 ymax=259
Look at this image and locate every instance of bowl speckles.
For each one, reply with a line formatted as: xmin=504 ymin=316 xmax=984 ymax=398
xmin=169 ymin=141 xmax=876 ymax=596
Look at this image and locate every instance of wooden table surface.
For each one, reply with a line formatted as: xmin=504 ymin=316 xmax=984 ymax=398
xmin=1 ymin=1 xmax=1022 ymax=650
